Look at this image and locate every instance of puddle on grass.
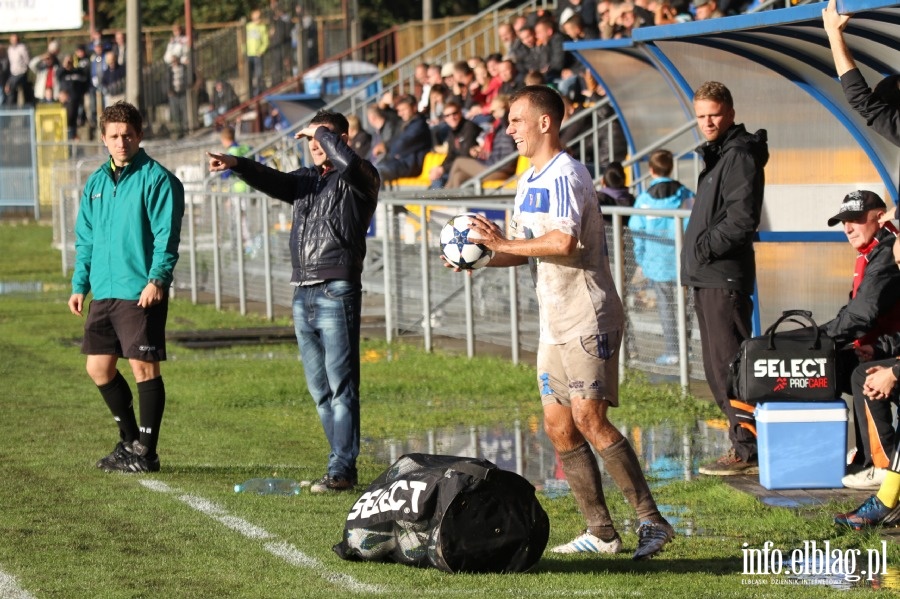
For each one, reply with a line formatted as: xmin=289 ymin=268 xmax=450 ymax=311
xmin=367 ymin=418 xmax=732 ymax=537
xmin=0 ymin=281 xmax=44 ymax=294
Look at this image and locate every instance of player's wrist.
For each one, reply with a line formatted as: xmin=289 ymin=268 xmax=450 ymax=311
xmin=148 ymin=278 xmax=165 ymax=289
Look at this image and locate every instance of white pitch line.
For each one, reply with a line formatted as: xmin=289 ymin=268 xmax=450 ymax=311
xmin=139 ymin=479 xmax=382 ymax=594
xmin=0 ymin=569 xmax=37 ymax=599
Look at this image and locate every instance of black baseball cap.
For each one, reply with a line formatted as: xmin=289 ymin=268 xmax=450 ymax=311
xmin=827 ymin=190 xmax=887 ymax=226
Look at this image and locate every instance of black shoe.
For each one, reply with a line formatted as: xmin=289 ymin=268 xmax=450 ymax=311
xmin=105 ymin=441 xmax=160 ymax=473
xmin=96 ymin=440 xmax=135 ymax=471
xmin=309 ymin=474 xmax=355 ymax=493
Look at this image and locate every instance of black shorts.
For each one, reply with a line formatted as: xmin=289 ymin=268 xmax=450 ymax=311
xmin=82 ymin=298 xmax=168 ymax=362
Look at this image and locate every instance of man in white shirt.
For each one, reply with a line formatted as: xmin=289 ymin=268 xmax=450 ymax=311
xmin=458 ymin=85 xmax=674 ymax=560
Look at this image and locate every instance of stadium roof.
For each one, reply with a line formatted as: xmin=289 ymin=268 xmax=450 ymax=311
xmin=567 ymin=0 xmax=900 ymax=206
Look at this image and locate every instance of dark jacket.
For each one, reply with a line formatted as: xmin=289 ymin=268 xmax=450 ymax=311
xmin=681 ymin=123 xmax=768 ymax=294
xmin=230 ymin=127 xmax=380 ymax=284
xmin=441 ymin=118 xmax=481 ymax=173
xmin=823 ymin=226 xmax=900 ymax=348
xmin=386 ymin=113 xmax=432 ymax=177
xmin=841 ymin=68 xmax=900 ymax=147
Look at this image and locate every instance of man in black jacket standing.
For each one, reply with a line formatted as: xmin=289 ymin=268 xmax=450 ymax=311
xmin=207 ymin=110 xmax=380 ymax=493
xmin=682 ymin=81 xmax=768 ymax=476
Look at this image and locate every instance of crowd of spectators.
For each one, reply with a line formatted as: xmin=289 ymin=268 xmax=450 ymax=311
xmin=1 ymin=31 xmax=132 ymax=139
xmin=345 ymin=0 xmax=769 ymax=189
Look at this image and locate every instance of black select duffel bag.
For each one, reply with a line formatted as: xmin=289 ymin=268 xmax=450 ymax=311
xmin=727 ymin=309 xmax=837 ymax=403
xmin=333 ymin=453 xmax=549 ymax=573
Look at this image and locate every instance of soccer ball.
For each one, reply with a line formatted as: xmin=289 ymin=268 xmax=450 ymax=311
xmin=344 ymin=527 xmax=397 ymax=560
xmin=440 ymin=213 xmax=492 ymax=270
xmin=395 ymin=520 xmax=429 ymax=563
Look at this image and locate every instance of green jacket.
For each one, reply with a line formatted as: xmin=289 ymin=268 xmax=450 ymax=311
xmin=245 ymin=21 xmax=269 ymax=58
xmin=72 ymin=148 xmax=184 ymax=300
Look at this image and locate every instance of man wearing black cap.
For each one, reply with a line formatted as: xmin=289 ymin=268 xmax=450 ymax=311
xmin=819 ymin=190 xmax=900 ymax=489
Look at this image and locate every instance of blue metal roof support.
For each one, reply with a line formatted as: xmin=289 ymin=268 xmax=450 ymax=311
xmin=671 ymin=34 xmax=898 ymax=203
xmin=568 ymin=0 xmax=899 ymax=203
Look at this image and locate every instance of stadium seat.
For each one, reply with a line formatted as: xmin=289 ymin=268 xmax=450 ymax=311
xmin=388 ymin=151 xmax=446 ymax=189
xmin=481 ymin=155 xmax=531 ymax=190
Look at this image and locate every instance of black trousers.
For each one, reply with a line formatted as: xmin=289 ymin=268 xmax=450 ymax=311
xmin=850 ymin=357 xmax=900 ymax=468
xmin=694 ymin=287 xmax=757 ymax=461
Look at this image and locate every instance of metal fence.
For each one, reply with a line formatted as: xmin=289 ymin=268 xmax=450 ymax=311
xmin=55 ymin=175 xmax=704 ymax=389
xmin=0 ymin=108 xmax=39 ymax=218
xmin=53 ymin=157 xmax=858 ymax=394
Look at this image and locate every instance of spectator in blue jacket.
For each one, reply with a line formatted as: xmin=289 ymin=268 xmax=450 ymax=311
xmin=628 ymin=149 xmax=694 ymax=365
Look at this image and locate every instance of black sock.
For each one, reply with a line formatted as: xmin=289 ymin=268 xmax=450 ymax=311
xmin=137 ymin=377 xmax=166 ymax=456
xmin=98 ymin=371 xmax=139 ymax=443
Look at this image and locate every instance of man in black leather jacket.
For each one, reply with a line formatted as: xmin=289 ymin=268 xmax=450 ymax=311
xmin=208 ymin=110 xmax=379 ymax=493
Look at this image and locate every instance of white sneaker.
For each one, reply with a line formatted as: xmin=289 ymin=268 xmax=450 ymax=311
xmin=549 ymin=530 xmax=623 ymax=554
xmin=842 ymin=466 xmax=887 ymax=490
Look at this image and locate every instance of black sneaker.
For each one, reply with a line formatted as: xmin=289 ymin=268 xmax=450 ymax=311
xmin=96 ymin=440 xmax=135 ymax=471
xmin=633 ymin=520 xmax=675 ymax=560
xmin=309 ymin=474 xmax=355 ymax=493
xmin=105 ymin=441 xmax=160 ymax=473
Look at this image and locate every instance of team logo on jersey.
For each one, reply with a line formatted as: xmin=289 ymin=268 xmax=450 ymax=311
xmin=520 ymin=188 xmax=550 ymax=213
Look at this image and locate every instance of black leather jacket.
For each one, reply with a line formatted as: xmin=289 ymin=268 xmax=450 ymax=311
xmin=231 ymin=127 xmax=380 ymax=284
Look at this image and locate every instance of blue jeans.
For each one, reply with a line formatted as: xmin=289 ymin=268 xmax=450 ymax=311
xmin=292 ymin=280 xmax=361 ymax=481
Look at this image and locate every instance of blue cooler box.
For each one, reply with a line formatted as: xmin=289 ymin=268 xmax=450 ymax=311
xmin=754 ymin=401 xmax=847 ymax=490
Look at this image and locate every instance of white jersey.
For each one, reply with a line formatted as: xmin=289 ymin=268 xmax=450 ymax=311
xmin=510 ymin=151 xmax=624 ymax=344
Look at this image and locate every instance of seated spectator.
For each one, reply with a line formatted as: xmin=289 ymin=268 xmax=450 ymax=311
xmin=425 ymin=82 xmax=450 ymax=129
xmin=653 ymin=1 xmax=693 ymax=25
xmin=413 ymin=62 xmax=430 ymax=111
xmin=375 ymin=94 xmax=432 ymax=184
xmin=523 ymin=70 xmax=545 ymax=87
xmin=450 ymin=61 xmax=486 ymax=122
xmin=693 ymin=0 xmax=724 ymax=20
xmin=347 ymin=114 xmax=372 ymax=159
xmin=366 ymin=103 xmax=401 ymax=163
xmin=843 ymin=336 xmax=900 ymax=494
xmin=498 ymin=59 xmax=521 ymax=96
xmin=560 ymin=95 xmax=594 ymax=165
xmin=597 ymin=161 xmax=634 ymax=220
xmin=561 ymin=11 xmax=599 ymax=41
xmin=558 ymin=0 xmax=600 ymax=37
xmin=815 ymin=191 xmax=900 ymax=488
xmin=264 ymin=105 xmax=288 ymax=131
xmin=428 ymin=99 xmax=481 ymax=189
xmin=628 ymin=149 xmax=694 ymax=365
xmin=511 ymin=25 xmax=540 ymax=75
xmin=497 ymin=22 xmax=517 ymax=58
xmin=533 ymin=16 xmax=566 ymax=82
xmin=212 ymin=79 xmax=239 ymax=116
xmin=445 ymin=95 xmax=517 ymax=188
xmin=580 ymin=71 xmax=627 ymax=170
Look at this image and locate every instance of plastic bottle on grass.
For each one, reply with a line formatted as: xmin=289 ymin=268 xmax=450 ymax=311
xmin=234 ymin=478 xmax=301 ymax=495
